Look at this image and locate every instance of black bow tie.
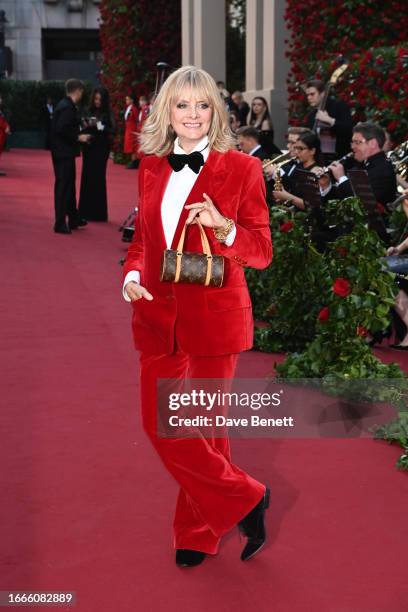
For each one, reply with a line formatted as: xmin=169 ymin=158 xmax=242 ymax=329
xmin=167 ymin=151 xmax=204 ymax=174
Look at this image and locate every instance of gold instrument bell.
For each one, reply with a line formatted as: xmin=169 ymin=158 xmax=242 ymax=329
xmin=262 ymin=151 xmax=292 ymax=190
xmin=388 ymin=140 xmax=408 ymax=181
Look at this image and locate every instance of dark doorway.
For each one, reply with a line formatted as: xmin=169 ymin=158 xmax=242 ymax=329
xmin=42 ymin=28 xmax=101 ymax=83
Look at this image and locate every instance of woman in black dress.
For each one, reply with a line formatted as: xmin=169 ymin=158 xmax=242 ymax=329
xmin=78 ymin=87 xmax=115 ymax=222
xmin=248 ymin=96 xmax=280 ymax=156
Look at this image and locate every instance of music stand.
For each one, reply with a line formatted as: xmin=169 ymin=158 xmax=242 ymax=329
xmin=347 ymin=168 xmax=388 ymax=243
xmin=293 ymin=169 xmax=322 ymax=209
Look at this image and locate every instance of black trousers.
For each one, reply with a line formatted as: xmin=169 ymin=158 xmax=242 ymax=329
xmin=52 ymin=155 xmax=78 ymax=228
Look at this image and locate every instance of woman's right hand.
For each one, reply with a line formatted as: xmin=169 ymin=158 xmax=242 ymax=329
xmin=387 ymin=246 xmax=400 ymax=256
xmin=125 ymin=281 xmax=153 ymax=301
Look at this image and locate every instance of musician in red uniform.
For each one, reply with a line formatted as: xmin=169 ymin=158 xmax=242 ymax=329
xmin=133 ymin=95 xmax=150 ymax=166
xmin=123 ymin=93 xmax=139 ymax=169
xmin=0 ymin=94 xmax=10 ymax=173
xmin=122 ymin=65 xmax=272 ymax=567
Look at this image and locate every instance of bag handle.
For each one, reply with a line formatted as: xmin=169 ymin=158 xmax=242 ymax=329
xmin=176 ymin=219 xmax=212 ymax=255
xmin=175 ymin=220 xmax=213 ymax=286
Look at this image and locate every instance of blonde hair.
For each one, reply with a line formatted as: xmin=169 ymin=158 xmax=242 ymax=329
xmin=139 ymin=65 xmax=236 ymax=156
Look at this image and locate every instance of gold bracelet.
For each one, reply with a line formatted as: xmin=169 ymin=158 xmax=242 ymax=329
xmin=213 ymin=217 xmax=234 ymax=242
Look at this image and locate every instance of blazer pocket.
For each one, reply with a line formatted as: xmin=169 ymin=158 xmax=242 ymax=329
xmin=205 ymin=287 xmax=252 ymax=312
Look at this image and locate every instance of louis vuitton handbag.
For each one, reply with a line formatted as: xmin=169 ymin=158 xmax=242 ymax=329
xmin=160 ymin=220 xmax=224 ymax=287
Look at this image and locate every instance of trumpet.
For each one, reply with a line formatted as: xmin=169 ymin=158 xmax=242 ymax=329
xmin=262 ymin=151 xmax=292 ymax=173
xmin=262 ymin=152 xmax=293 ymax=191
xmin=271 ymin=158 xmax=296 ymax=191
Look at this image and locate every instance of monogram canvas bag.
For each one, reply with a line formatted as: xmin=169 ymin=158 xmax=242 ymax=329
xmin=160 ymin=220 xmax=224 ymax=287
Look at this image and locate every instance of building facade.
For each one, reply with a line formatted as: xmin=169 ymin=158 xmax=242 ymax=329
xmin=1 ymin=0 xmax=290 ymax=147
xmin=0 ymin=0 xmax=101 ymax=82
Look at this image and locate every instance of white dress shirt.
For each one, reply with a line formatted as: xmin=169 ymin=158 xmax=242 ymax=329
xmin=123 ymin=136 xmax=236 ymax=301
xmin=249 ymin=144 xmax=261 ymax=156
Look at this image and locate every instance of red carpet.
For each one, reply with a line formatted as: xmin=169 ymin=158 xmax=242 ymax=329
xmin=1 ymin=149 xmax=407 ymax=612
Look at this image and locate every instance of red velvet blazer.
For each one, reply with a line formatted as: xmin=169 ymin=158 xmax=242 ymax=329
xmin=123 ymin=149 xmax=272 ymax=356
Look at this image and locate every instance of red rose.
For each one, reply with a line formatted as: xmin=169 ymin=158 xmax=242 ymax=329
xmin=318 ymin=307 xmax=330 ymax=322
xmin=336 ymin=246 xmax=348 ymax=256
xmin=280 ymin=221 xmax=294 ymax=233
xmin=377 ymin=202 xmax=386 ymax=214
xmin=357 ymin=326 xmax=369 ymax=337
xmin=332 ymin=277 xmax=351 ymax=297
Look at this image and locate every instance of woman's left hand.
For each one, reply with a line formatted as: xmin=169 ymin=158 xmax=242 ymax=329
xmin=185 ymin=193 xmax=227 ymax=229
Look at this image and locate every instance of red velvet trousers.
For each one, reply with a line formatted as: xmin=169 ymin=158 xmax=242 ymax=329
xmin=139 ymin=348 xmax=265 ymax=555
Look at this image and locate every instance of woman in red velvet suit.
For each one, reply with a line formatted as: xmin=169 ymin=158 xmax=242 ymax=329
xmin=123 ymin=66 xmax=272 ymax=567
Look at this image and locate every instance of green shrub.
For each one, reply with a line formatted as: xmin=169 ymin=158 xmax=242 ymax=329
xmin=0 ymin=80 xmax=93 ymax=132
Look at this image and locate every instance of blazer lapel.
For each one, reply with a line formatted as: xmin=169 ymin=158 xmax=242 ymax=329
xmin=143 ymin=158 xmax=172 ymax=250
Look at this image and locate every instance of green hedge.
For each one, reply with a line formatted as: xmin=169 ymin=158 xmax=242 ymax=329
xmin=0 ymin=80 xmax=93 ymax=134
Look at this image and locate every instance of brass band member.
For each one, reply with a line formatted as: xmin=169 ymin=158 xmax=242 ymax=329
xmin=272 ymin=131 xmax=325 ymax=209
xmin=329 ymin=122 xmax=397 ymax=207
xmin=264 ymin=126 xmax=313 ymax=190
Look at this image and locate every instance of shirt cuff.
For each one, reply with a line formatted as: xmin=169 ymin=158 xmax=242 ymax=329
xmin=223 ymin=224 xmax=237 ymax=247
xmin=337 ymin=176 xmax=348 ymax=186
xmin=320 ymin=184 xmax=332 ymax=197
xmin=123 ymin=270 xmax=140 ymax=302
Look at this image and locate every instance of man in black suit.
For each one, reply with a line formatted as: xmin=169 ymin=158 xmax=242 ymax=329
xmin=329 ymin=122 xmax=397 ymax=207
xmin=305 ymin=79 xmax=353 ymax=160
xmin=42 ymin=96 xmax=54 ymax=150
xmin=216 ymin=80 xmax=238 ymax=114
xmin=231 ymin=91 xmax=250 ymax=126
xmin=50 ymin=79 xmax=91 ymax=234
xmin=236 ymin=126 xmax=271 ymax=161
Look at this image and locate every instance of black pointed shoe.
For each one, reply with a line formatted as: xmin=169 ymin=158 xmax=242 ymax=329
xmin=69 ymin=217 xmax=88 ymax=230
xmin=238 ymin=487 xmax=270 ymax=561
xmin=54 ymin=223 xmax=71 ymax=234
xmin=175 ymin=549 xmax=206 ymax=567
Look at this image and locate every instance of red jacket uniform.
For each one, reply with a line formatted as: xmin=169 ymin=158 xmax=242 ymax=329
xmin=123 ymin=105 xmax=139 ymax=154
xmin=0 ymin=113 xmax=10 ymax=155
xmin=123 ymin=149 xmax=272 ymax=356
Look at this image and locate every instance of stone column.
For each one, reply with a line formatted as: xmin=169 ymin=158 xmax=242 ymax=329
xmin=181 ymin=0 xmax=225 ymax=82
xmin=245 ymin=0 xmax=290 ymax=149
